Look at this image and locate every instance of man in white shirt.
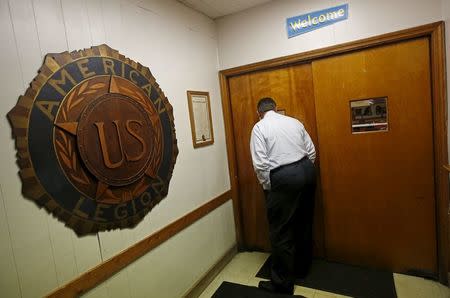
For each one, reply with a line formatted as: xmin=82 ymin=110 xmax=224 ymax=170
xmin=250 ymin=97 xmax=316 ymax=295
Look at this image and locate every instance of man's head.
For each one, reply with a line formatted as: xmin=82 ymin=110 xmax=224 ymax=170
xmin=257 ymin=97 xmax=277 ymax=118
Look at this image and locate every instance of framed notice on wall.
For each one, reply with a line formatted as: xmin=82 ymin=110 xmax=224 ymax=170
xmin=187 ymin=90 xmax=214 ymax=148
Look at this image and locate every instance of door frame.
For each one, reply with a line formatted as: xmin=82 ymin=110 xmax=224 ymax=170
xmin=219 ymin=21 xmax=448 ymax=284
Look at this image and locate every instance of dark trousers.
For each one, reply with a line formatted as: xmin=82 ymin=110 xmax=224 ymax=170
xmin=265 ymin=157 xmax=316 ymax=290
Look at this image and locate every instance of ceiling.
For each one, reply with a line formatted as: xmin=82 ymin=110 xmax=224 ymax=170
xmin=177 ymin=0 xmax=273 ymax=19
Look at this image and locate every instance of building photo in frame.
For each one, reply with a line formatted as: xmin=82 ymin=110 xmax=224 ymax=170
xmin=187 ymin=90 xmax=214 ymax=148
xmin=350 ymin=97 xmax=388 ymax=133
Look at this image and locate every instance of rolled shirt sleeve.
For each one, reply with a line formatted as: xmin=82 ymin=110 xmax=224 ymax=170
xmin=302 ymin=127 xmax=316 ymax=163
xmin=250 ymin=126 xmax=271 ymax=190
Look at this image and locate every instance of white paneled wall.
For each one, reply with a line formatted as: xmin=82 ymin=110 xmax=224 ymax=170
xmin=0 ymin=0 xmax=234 ymax=297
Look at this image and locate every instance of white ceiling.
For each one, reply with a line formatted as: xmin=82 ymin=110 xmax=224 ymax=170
xmin=177 ymin=0 xmax=273 ymax=19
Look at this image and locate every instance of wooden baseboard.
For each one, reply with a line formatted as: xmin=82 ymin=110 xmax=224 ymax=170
xmin=183 ymin=245 xmax=238 ymax=298
xmin=46 ymin=190 xmax=231 ymax=298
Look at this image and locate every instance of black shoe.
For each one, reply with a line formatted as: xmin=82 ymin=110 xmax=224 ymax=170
xmin=295 ymin=262 xmax=312 ymax=279
xmin=295 ymin=268 xmax=309 ymax=279
xmin=258 ymin=280 xmax=294 ymax=295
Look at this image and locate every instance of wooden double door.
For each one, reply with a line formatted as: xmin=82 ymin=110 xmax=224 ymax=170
xmin=228 ymin=38 xmax=437 ymax=275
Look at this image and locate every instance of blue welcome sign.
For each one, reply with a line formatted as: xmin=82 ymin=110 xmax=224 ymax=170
xmin=286 ymin=4 xmax=349 ymax=38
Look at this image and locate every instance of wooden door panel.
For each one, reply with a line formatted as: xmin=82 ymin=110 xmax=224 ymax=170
xmin=229 ymin=64 xmax=323 ymax=253
xmin=229 ymin=73 xmax=269 ymax=250
xmin=312 ymin=38 xmax=436 ymax=274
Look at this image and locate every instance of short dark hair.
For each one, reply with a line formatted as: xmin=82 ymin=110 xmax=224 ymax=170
xmin=257 ymin=97 xmax=276 ymax=113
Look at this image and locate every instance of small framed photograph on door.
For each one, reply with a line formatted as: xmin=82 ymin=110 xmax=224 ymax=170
xmin=350 ymin=97 xmax=388 ymax=133
xmin=187 ymin=90 xmax=214 ymax=148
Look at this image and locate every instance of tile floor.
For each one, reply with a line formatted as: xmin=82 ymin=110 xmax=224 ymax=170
xmin=198 ymin=252 xmax=450 ymax=298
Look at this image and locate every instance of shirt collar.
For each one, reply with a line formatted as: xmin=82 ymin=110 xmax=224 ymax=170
xmin=264 ymin=110 xmax=277 ymax=118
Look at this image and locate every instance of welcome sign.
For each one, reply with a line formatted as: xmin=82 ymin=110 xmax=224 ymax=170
xmin=286 ymin=4 xmax=349 ymax=38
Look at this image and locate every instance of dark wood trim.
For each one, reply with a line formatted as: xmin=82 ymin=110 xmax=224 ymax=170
xmin=183 ymin=245 xmax=237 ymax=297
xmin=219 ymin=21 xmax=448 ymax=284
xmin=219 ymin=73 xmax=244 ymax=249
xmin=429 ymin=23 xmax=449 ymax=285
xmin=46 ymin=190 xmax=232 ymax=298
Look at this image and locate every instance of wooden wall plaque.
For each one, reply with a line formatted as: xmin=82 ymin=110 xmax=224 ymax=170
xmin=8 ymin=45 xmax=178 ymax=235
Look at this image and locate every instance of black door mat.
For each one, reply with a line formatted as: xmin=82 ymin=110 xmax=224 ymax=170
xmin=256 ymin=257 xmax=397 ymax=298
xmin=212 ymin=281 xmax=306 ymax=298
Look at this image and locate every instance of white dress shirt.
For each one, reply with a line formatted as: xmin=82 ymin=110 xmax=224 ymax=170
xmin=250 ymin=110 xmax=316 ymax=190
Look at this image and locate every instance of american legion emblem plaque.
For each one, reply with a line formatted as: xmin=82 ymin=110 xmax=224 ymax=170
xmin=8 ymin=45 xmax=178 ymax=235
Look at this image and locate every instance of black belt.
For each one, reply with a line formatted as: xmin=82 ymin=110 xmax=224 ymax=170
xmin=270 ymin=156 xmax=307 ymax=175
